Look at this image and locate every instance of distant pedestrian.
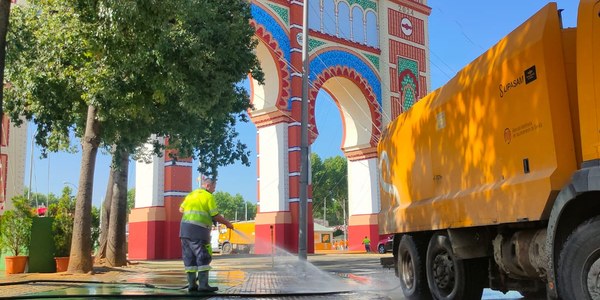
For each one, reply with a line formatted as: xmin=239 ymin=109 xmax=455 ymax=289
xmin=362 ymin=236 xmax=371 ymax=253
xmin=180 ymin=177 xmax=234 ymax=292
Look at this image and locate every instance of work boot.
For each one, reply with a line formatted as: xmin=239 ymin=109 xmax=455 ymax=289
xmin=186 ymin=272 xmax=198 ymax=292
xmin=197 ymin=271 xmax=218 ymax=292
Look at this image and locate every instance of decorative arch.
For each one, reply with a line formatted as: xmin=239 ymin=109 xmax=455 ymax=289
xmin=309 ymin=49 xmax=382 ymax=105
xmin=130 ymin=0 xmax=433 ymax=260
xmin=249 ymin=3 xmax=291 ymax=112
xmin=351 ymin=6 xmax=364 ymax=43
xmin=309 ymin=65 xmax=382 ymax=147
xmin=398 ymin=66 xmax=419 ymax=112
xmin=250 ymin=20 xmax=290 ymax=111
xmin=250 ymin=3 xmax=290 ymax=62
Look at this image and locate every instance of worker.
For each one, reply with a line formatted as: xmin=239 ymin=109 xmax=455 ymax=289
xmin=180 ymin=176 xmax=234 ymax=292
xmin=362 ymin=236 xmax=371 ymax=253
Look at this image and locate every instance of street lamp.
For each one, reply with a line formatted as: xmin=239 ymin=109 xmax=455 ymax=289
xmin=63 ymin=181 xmax=78 ymax=191
xmin=340 ymin=197 xmax=347 ymax=249
xmin=28 ymin=129 xmax=36 ymax=208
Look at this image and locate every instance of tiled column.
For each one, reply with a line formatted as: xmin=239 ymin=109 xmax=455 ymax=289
xmin=346 ymin=149 xmax=381 ymax=251
xmin=129 ymin=138 xmax=191 ymax=259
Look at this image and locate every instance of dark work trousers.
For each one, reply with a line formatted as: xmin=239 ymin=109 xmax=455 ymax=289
xmin=181 ymin=238 xmax=212 ymax=272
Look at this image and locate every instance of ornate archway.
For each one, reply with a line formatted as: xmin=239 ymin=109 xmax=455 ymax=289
xmin=129 ymin=0 xmax=432 ymax=259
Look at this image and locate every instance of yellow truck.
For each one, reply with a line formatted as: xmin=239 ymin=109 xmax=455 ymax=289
xmin=218 ymin=220 xmax=255 ymax=254
xmin=378 ymin=1 xmax=600 ymax=299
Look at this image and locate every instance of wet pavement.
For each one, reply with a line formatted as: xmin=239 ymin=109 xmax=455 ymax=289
xmin=0 ymin=252 xmax=399 ymax=299
xmin=0 ymin=252 xmax=526 ymax=299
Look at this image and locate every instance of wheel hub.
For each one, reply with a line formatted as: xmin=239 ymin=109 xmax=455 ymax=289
xmin=401 ymin=252 xmax=415 ymax=290
xmin=432 ymin=252 xmax=454 ymax=290
xmin=587 ymin=256 xmax=600 ymax=299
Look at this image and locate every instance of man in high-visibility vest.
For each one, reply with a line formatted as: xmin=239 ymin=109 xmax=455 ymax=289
xmin=180 ymin=177 xmax=233 ymax=292
xmin=362 ymin=236 xmax=371 ymax=253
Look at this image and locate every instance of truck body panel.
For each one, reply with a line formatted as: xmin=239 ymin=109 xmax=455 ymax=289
xmin=378 ymin=3 xmax=579 ymax=234
xmin=378 ymin=1 xmax=600 ymax=298
xmin=577 ymin=0 xmax=600 ymax=163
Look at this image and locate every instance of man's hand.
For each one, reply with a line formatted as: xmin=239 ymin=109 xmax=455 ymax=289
xmin=225 ymin=221 xmax=234 ymax=230
xmin=213 ymin=214 xmax=234 ymax=229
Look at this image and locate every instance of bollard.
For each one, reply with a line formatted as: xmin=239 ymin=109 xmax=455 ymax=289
xmin=270 ymin=225 xmax=274 ymax=267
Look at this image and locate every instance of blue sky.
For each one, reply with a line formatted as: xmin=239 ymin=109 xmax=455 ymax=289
xmin=24 ymin=1 xmax=579 ymax=207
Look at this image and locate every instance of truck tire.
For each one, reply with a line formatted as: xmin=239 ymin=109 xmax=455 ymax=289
xmin=426 ymin=233 xmax=485 ymax=300
xmin=557 ymin=216 xmax=600 ymax=300
xmin=398 ymin=235 xmax=432 ymax=299
xmin=222 ymin=242 xmax=232 ymax=255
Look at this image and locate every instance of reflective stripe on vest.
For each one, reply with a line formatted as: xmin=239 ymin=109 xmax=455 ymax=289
xmin=182 ymin=209 xmax=212 ymax=228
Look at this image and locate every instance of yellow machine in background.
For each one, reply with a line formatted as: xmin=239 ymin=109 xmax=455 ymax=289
xmin=378 ymin=1 xmax=600 ymax=299
xmin=218 ymin=220 xmax=255 ymax=254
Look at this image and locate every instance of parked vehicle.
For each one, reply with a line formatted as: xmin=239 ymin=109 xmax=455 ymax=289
xmin=218 ymin=220 xmax=255 ymax=255
xmin=377 ymin=235 xmax=393 ymax=254
xmin=210 ymin=228 xmax=220 ymax=253
xmin=378 ymin=2 xmax=600 ymax=299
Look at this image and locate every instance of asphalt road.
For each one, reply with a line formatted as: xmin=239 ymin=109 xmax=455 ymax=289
xmin=211 ymin=252 xmax=529 ymax=300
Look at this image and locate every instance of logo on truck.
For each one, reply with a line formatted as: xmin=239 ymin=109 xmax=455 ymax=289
xmin=499 ymin=65 xmax=537 ymax=98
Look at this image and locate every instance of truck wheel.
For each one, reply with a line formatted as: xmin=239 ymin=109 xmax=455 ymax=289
xmin=222 ymin=243 xmax=232 ymax=255
xmin=398 ymin=235 xmax=432 ymax=299
xmin=557 ymin=216 xmax=600 ymax=300
xmin=426 ymin=233 xmax=485 ymax=300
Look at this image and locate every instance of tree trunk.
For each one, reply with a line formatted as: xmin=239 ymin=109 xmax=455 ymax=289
xmin=0 ymin=0 xmax=12 ymax=139
xmin=94 ymin=169 xmax=114 ymax=263
xmin=68 ymin=105 xmax=100 ymax=273
xmin=106 ymin=148 xmax=129 ymax=267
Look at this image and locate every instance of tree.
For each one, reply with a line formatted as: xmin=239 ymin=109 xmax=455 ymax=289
xmin=311 ymin=153 xmax=348 ymax=226
xmin=51 ymin=187 xmax=76 ymax=257
xmin=0 ymin=0 xmax=12 ymax=126
xmin=23 ymin=188 xmax=59 ymax=209
xmin=0 ymin=196 xmax=34 ymax=256
xmin=5 ymin=0 xmax=262 ymax=271
xmin=127 ymin=188 xmax=135 ymax=215
xmin=214 ymin=191 xmax=256 ymax=221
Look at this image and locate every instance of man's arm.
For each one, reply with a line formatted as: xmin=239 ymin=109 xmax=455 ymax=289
xmin=213 ymin=214 xmax=233 ymax=229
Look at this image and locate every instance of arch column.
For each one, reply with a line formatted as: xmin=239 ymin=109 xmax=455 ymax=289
xmin=345 ymin=147 xmax=380 ymax=251
xmin=252 ymin=111 xmax=293 ymax=254
xmin=128 ymin=137 xmax=192 ymax=260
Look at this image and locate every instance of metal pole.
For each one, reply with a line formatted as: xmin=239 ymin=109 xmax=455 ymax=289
xmin=270 ymin=225 xmax=275 ymax=267
xmin=298 ymin=0 xmax=310 ymax=261
xmin=245 ymin=201 xmax=248 ymax=221
xmin=323 ymin=197 xmax=326 ymax=224
xmin=28 ymin=129 xmax=36 ymax=207
xmin=342 ymin=198 xmax=347 ymax=250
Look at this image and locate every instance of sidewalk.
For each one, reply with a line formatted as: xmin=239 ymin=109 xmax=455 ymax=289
xmin=0 ymin=252 xmax=401 ymax=299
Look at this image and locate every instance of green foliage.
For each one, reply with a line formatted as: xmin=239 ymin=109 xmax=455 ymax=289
xmin=51 ymin=188 xmax=76 ymax=257
xmin=0 ymin=196 xmax=34 ymax=256
xmin=311 ymin=153 xmax=348 ymax=225
xmin=91 ymin=205 xmax=101 ymax=251
xmin=5 ymin=0 xmax=263 ymax=176
xmin=5 ymin=1 xmax=262 ymax=270
xmin=24 ymin=187 xmax=60 ymax=210
xmin=48 ymin=186 xmax=100 ymax=256
xmin=127 ymin=188 xmax=135 ymax=215
xmin=213 ymin=191 xmax=256 ymax=221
